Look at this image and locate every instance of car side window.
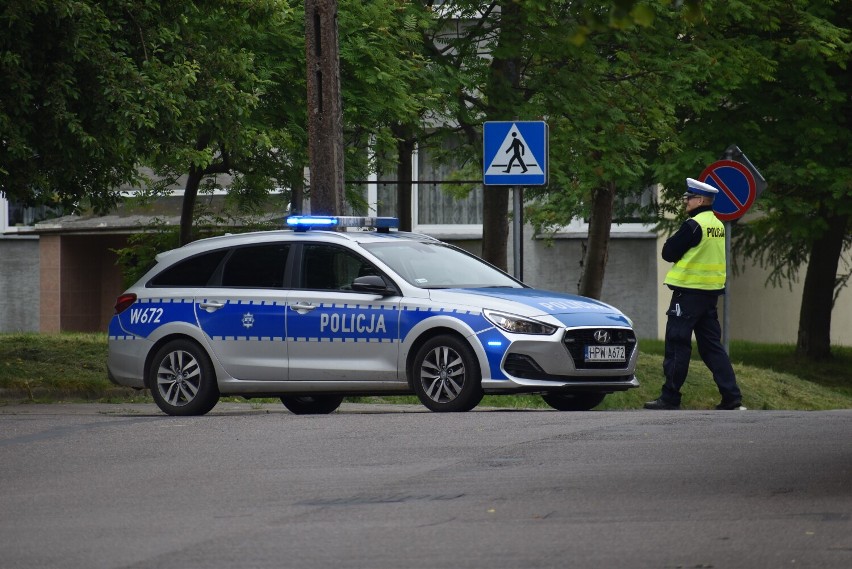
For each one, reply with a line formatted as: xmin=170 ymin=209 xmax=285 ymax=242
xmin=148 ymin=249 xmax=228 ymax=287
xmin=300 ymin=244 xmax=376 ymax=291
xmin=221 ymin=244 xmax=290 ymax=288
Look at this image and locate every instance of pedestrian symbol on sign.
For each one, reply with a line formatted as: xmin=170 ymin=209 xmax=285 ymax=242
xmin=504 ymin=133 xmax=528 ymax=173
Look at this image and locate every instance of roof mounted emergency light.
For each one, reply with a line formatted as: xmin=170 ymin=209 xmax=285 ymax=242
xmin=285 ymin=215 xmax=400 ymax=233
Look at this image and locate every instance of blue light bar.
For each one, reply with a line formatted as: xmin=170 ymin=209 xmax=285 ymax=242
xmin=285 ymin=216 xmax=400 ymax=232
xmin=286 ymin=216 xmax=338 ymax=229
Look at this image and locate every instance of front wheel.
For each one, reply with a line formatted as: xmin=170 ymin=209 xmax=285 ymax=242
xmin=280 ymin=395 xmax=344 ymax=415
xmin=149 ymin=340 xmax=220 ymax=416
xmin=542 ymin=392 xmax=606 ymax=411
xmin=412 ymin=335 xmax=483 ymax=412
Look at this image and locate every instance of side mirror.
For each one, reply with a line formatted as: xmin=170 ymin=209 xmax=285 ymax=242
xmin=351 ymin=275 xmax=395 ymax=296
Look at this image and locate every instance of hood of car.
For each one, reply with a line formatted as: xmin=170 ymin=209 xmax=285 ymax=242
xmin=430 ymin=287 xmax=632 ymax=327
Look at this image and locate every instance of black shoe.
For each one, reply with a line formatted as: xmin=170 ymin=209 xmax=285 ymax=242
xmin=644 ymin=398 xmax=680 ymax=410
xmin=716 ymin=400 xmax=744 ymax=410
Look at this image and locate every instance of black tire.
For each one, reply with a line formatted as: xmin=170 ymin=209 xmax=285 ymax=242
xmin=148 ymin=340 xmax=219 ymax=416
xmin=411 ymin=334 xmax=483 ymax=412
xmin=542 ymin=392 xmax=606 ymax=411
xmin=280 ymin=395 xmax=344 ymax=415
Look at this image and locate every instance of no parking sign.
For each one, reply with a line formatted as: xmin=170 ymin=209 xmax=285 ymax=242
xmin=699 ymin=147 xmax=766 ymax=221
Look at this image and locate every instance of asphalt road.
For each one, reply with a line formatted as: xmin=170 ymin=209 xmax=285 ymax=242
xmin=1 ymin=403 xmax=850 ymax=569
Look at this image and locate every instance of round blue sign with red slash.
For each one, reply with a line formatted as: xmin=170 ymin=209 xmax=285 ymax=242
xmin=699 ymin=160 xmax=757 ymax=221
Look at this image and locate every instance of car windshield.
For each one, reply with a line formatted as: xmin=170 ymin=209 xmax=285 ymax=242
xmin=362 ymin=241 xmax=523 ymax=289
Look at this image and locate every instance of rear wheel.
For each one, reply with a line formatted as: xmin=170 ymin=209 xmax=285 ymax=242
xmin=412 ymin=335 xmax=483 ymax=412
xmin=149 ymin=340 xmax=219 ymax=416
xmin=280 ymin=395 xmax=344 ymax=415
xmin=542 ymin=392 xmax=606 ymax=411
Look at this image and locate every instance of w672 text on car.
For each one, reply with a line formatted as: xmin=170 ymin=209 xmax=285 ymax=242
xmin=107 ymin=216 xmax=639 ymax=415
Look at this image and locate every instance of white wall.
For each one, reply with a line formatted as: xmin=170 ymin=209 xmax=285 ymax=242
xmin=655 ymin=235 xmax=852 ymax=346
xmin=727 ymin=258 xmax=852 ymax=346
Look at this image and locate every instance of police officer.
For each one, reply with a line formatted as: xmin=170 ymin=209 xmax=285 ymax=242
xmin=645 ymin=178 xmax=744 ymax=411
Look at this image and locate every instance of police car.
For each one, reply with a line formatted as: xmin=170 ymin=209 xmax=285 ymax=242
xmin=107 ymin=216 xmax=639 ymax=416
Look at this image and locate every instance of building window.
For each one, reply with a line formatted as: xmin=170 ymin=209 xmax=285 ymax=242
xmin=0 ymin=194 xmax=64 ymax=234
xmin=415 ymin=141 xmax=482 ymax=227
xmin=356 ymin=139 xmax=484 ymax=238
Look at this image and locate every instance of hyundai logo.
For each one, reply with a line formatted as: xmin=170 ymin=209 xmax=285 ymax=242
xmin=593 ymin=330 xmax=611 ymax=344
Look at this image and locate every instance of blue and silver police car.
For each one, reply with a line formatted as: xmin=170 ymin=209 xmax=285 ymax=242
xmin=107 ymin=216 xmax=639 ymax=415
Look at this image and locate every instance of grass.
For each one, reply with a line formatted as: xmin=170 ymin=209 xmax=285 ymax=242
xmin=0 ymin=333 xmax=151 ymax=404
xmin=1 ymin=333 xmax=850 ymax=410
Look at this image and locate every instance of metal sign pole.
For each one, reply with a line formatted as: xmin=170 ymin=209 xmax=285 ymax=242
xmin=705 ymin=145 xmax=765 ymax=356
xmin=723 ymin=221 xmax=731 ymax=354
xmin=513 ymin=185 xmax=523 ymax=281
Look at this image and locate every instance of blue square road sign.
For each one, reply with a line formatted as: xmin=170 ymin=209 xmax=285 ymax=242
xmin=483 ymin=121 xmax=548 ymax=186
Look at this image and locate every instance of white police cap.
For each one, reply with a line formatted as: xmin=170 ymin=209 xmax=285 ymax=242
xmin=685 ymin=178 xmax=719 ymax=198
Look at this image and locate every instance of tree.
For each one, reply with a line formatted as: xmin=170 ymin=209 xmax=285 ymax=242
xmin=0 ymin=0 xmax=308 ymax=245
xmin=419 ymin=1 xmax=707 ymax=274
xmin=731 ymin=0 xmax=850 ymax=360
xmin=653 ymin=0 xmax=850 ymax=360
xmin=135 ymin=0 xmax=305 ymax=245
xmin=526 ymin=3 xmax=685 ymax=298
xmin=420 ymin=1 xmax=540 ymax=270
xmin=152 ymin=0 xmax=452 ymax=243
xmin=336 ymin=0 xmax=440 ymax=228
xmin=0 ymin=0 xmax=167 ymax=213
xmin=411 ymin=0 xmax=711 ymax=272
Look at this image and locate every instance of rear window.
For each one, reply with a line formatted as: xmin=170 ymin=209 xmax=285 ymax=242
xmin=148 ymin=250 xmax=228 ymax=287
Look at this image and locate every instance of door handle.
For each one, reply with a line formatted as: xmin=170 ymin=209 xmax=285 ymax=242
xmin=199 ymin=301 xmax=225 ymax=312
xmin=290 ymin=302 xmax=317 ymax=313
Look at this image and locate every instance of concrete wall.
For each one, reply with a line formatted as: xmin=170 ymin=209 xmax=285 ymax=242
xmin=0 ymin=237 xmax=40 ymax=332
xmin=727 ymin=259 xmax=852 ymax=346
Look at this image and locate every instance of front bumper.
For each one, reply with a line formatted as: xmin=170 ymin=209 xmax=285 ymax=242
xmin=480 ymin=325 xmax=639 ymax=393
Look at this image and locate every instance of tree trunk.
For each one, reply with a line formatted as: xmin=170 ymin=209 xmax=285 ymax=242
xmin=393 ymin=125 xmax=414 ymax=232
xmin=578 ymin=182 xmax=616 ymax=299
xmin=480 ymin=0 xmax=523 ymax=271
xmin=290 ymin=176 xmax=304 ymax=216
xmin=482 ymin=185 xmax=510 ymax=270
xmin=179 ymin=165 xmax=204 ymax=246
xmin=796 ymin=213 xmax=847 ymax=360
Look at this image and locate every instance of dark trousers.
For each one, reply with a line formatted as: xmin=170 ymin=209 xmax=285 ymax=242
xmin=661 ymin=289 xmax=742 ymax=405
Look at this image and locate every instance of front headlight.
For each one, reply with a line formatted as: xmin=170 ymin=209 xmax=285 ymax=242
xmin=483 ymin=309 xmax=558 ymax=335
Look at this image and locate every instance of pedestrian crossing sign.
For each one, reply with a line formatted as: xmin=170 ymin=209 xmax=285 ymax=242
xmin=483 ymin=121 xmax=548 ymax=186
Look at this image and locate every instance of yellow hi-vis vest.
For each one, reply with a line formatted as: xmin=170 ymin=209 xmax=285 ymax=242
xmin=664 ymin=210 xmax=727 ymax=290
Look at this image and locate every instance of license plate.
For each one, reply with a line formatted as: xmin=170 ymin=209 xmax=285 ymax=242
xmin=584 ymin=345 xmax=626 ymax=362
